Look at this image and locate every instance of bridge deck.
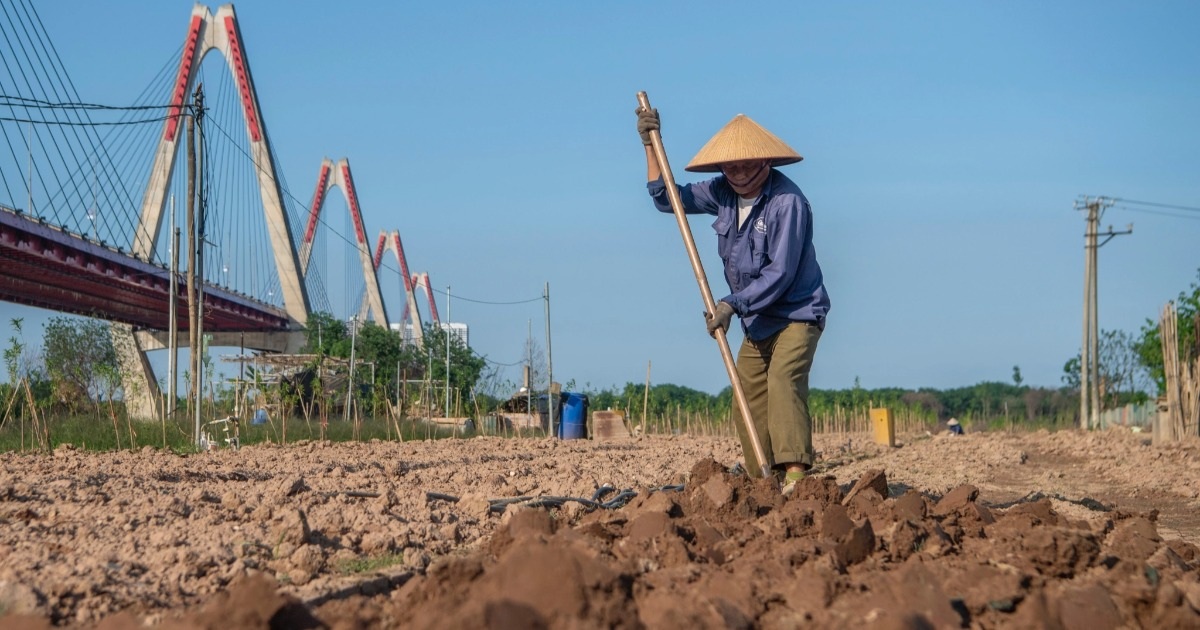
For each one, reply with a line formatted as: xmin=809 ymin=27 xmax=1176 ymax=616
xmin=0 ymin=207 xmax=292 ymax=332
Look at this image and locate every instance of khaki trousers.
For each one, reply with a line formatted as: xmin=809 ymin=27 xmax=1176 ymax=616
xmin=732 ymin=321 xmax=822 ymax=477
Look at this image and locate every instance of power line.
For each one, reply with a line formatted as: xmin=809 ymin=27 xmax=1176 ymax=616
xmin=427 ymin=287 xmax=543 ymax=306
xmin=483 ymin=356 xmax=526 ymax=367
xmin=0 ymin=94 xmax=177 ymax=111
xmin=371 ymin=257 xmax=543 ymax=307
xmin=0 ymin=94 xmax=191 ymax=127
xmin=0 ymin=114 xmax=179 ymax=126
xmin=1113 ymin=205 xmax=1200 ymax=221
xmin=1117 ymin=198 xmax=1200 ymax=213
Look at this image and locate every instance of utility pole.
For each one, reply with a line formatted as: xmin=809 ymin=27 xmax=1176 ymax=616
xmin=346 ymin=316 xmax=358 ymax=423
xmin=445 ymin=285 xmax=452 ymax=418
xmin=168 ymin=196 xmax=178 ymax=423
xmin=238 ymin=333 xmax=245 ymax=418
xmin=544 ymin=282 xmax=554 ymax=436
xmin=527 ymin=319 xmax=534 ymax=429
xmin=1076 ymin=195 xmax=1130 ymax=430
xmin=186 ymin=90 xmax=199 ymax=445
xmin=425 ymin=343 xmax=432 ymax=418
xmin=194 ymin=84 xmax=207 ymax=445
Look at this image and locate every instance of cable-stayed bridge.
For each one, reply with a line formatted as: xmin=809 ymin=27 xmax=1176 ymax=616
xmin=0 ymin=2 xmax=436 ymax=418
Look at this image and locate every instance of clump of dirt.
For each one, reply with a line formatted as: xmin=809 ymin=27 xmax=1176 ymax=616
xmin=1 ymin=430 xmax=1198 ymax=628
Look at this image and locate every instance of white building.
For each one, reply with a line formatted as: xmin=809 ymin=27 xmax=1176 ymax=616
xmin=441 ymin=322 xmax=469 ymax=347
xmin=390 ymin=322 xmax=469 ymax=348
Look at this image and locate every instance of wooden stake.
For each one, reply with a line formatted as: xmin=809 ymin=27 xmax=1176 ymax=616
xmin=643 ymin=360 xmax=651 ymax=430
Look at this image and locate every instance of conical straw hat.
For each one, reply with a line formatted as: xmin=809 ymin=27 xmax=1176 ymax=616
xmin=685 ymin=114 xmax=803 ymax=173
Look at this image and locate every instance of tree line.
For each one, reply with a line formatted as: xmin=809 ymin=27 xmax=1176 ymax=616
xmin=576 ymin=377 xmax=1081 ymax=430
xmin=4 ymin=269 xmax=1199 ymax=429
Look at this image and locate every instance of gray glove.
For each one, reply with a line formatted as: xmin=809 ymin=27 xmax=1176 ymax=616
xmin=636 ymin=107 xmax=660 ymax=145
xmin=705 ymin=301 xmax=735 ymax=338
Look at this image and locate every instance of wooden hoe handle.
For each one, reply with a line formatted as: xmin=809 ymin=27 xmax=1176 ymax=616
xmin=636 ymin=91 xmax=772 ymax=480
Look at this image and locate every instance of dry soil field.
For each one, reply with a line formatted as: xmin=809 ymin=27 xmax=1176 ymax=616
xmin=1 ymin=427 xmax=1199 ymax=628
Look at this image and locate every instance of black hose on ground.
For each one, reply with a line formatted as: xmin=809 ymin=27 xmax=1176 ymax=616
xmin=424 ymin=483 xmax=686 ymax=514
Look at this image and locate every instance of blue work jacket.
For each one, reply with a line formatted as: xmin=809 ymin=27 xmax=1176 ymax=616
xmin=648 ymin=170 xmax=829 ymax=341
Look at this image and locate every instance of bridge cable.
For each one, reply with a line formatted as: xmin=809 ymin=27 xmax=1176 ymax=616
xmin=106 ymin=51 xmax=180 ymax=253
xmin=203 ymin=103 xmax=546 ymax=316
xmin=0 ymin=0 xmax=59 ymax=224
xmin=18 ymin=0 xmax=121 ymax=237
xmin=0 ymin=0 xmax=179 ymax=247
xmin=3 ymin=0 xmax=103 ymax=234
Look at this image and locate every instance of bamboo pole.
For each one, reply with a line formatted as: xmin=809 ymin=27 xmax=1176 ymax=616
xmin=643 ymin=361 xmax=651 ymax=430
xmin=22 ymin=378 xmax=47 ymax=451
xmin=0 ymin=385 xmax=20 ymax=432
xmin=1162 ymin=303 xmax=1181 ymax=442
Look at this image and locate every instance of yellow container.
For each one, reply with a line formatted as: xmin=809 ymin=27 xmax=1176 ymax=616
xmin=870 ymin=408 xmax=895 ymax=447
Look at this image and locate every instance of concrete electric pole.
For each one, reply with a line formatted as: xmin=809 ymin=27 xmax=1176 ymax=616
xmin=1076 ymin=195 xmax=1131 ymax=430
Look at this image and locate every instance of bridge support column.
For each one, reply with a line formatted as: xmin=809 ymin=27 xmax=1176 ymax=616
xmin=112 ymin=323 xmax=162 ymax=421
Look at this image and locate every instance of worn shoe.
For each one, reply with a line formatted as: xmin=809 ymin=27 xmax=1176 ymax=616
xmin=780 ymin=470 xmax=806 ymax=497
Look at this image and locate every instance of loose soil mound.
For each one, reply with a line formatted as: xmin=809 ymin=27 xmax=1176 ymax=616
xmin=0 ymin=430 xmax=1197 ymax=628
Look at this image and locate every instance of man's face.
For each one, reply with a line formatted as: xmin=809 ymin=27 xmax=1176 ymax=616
xmin=720 ymin=159 xmax=770 ymax=196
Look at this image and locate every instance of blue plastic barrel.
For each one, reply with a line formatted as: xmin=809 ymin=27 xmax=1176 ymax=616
xmin=559 ymin=393 xmax=589 ymax=440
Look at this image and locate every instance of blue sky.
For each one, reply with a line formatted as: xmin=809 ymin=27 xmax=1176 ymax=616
xmin=6 ymin=1 xmax=1199 ymax=395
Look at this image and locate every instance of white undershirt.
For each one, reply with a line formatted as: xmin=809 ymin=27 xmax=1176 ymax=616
xmin=737 ymin=195 xmax=757 ymax=229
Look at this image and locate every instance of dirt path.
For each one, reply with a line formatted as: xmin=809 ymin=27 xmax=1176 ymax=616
xmin=987 ymin=443 xmax=1200 ymax=543
xmin=828 ymin=428 xmax=1200 ymax=544
xmin=0 ymin=428 xmax=1197 ymax=628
